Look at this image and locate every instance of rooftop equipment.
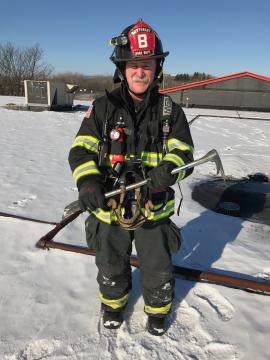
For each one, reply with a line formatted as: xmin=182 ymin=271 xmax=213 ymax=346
xmin=24 ymin=80 xmax=79 ymax=111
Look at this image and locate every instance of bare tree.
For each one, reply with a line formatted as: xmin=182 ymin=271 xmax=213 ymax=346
xmin=23 ymin=44 xmax=53 ymax=80
xmin=0 ymin=42 xmax=53 ymax=95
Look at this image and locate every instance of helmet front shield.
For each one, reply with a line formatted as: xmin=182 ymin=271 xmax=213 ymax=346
xmin=110 ymin=19 xmax=169 ymax=63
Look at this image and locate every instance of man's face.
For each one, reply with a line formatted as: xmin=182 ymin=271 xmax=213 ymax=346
xmin=125 ymin=59 xmax=156 ymax=97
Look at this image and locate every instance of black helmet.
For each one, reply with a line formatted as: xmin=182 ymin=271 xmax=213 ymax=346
xmin=110 ymin=19 xmax=169 ymax=84
xmin=110 ymin=19 xmax=169 ymax=63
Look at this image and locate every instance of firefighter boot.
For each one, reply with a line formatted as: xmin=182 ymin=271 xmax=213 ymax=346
xmin=103 ymin=310 xmax=123 ymax=329
xmin=146 ymin=315 xmax=167 ymax=336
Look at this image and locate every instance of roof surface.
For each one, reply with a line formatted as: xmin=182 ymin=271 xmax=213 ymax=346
xmin=160 ymin=71 xmax=270 ymax=94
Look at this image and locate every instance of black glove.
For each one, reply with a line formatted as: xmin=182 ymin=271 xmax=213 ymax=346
xmin=79 ymin=181 xmax=106 ymax=211
xmin=147 ymin=161 xmax=178 ymax=190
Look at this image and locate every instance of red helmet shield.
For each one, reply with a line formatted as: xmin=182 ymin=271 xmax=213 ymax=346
xmin=128 ymin=20 xmax=156 ymax=58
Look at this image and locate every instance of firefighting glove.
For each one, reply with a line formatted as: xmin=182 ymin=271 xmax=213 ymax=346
xmin=78 ymin=181 xmax=106 ymax=211
xmin=147 ymin=161 xmax=178 ymax=190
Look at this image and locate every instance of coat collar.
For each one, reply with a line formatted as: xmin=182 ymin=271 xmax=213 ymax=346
xmin=105 ymin=82 xmax=160 ymax=112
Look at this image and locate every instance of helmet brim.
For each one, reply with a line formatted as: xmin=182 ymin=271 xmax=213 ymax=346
xmin=111 ymin=51 xmax=169 ymax=63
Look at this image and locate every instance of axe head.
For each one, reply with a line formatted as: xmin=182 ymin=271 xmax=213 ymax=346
xmin=207 ymin=149 xmax=226 ymax=180
xmin=62 ymin=200 xmax=82 ymax=220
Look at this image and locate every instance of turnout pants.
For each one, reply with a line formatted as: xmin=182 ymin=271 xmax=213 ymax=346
xmin=85 ymin=215 xmax=180 ymax=317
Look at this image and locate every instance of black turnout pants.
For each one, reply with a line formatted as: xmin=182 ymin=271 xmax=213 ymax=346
xmin=85 ymin=215 xmax=177 ymax=316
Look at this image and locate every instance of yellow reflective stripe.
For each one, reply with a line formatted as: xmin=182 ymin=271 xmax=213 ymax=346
xmin=163 ymin=153 xmax=184 ymax=167
xmin=72 ymin=161 xmax=100 ymax=183
xmin=141 ymin=151 xmax=163 ymax=167
xmin=99 ymin=292 xmax=129 ymax=310
xmin=144 ymin=302 xmax=172 ymax=315
xmin=71 ymin=135 xmax=99 ymax=154
xmin=90 ymin=200 xmax=175 ymax=224
xmin=91 ymin=207 xmax=128 ymax=224
xmin=147 ymin=199 xmax=175 ymax=221
xmin=167 ymin=138 xmax=194 ymax=153
xmin=91 ymin=208 xmax=121 ymax=224
xmin=91 ymin=208 xmax=113 ymax=224
xmin=176 ymin=168 xmax=186 ymax=182
xmin=163 ymin=154 xmax=186 ymax=182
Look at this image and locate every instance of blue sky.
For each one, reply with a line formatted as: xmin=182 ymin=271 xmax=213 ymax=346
xmin=1 ymin=0 xmax=269 ymax=77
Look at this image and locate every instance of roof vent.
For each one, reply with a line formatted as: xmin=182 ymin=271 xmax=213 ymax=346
xmin=217 ymin=201 xmax=241 ymax=217
xmin=247 ymin=173 xmax=269 ymax=183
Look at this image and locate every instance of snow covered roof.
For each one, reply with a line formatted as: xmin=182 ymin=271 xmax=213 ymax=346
xmin=1 ymin=96 xmax=270 ymax=359
xmin=160 ymin=71 xmax=270 ymax=94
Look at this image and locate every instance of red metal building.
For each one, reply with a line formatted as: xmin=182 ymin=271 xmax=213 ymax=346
xmin=160 ymin=72 xmax=270 ymax=111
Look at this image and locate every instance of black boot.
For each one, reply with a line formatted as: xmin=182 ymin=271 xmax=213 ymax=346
xmin=146 ymin=315 xmax=167 ymax=336
xmin=103 ymin=310 xmax=123 ymax=329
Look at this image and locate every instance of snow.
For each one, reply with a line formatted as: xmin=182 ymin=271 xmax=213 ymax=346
xmin=0 ymin=96 xmax=270 ymax=359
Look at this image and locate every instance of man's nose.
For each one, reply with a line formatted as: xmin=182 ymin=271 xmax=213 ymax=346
xmin=136 ymin=68 xmax=144 ymax=78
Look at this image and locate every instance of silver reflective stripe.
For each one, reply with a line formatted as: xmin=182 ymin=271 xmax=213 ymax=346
xmin=90 ymin=200 xmax=175 ymax=224
xmin=144 ymin=302 xmax=171 ymax=315
xmin=163 ymin=153 xmax=186 ymax=181
xmin=163 ymin=153 xmax=185 ymax=167
xmin=148 ymin=199 xmax=175 ymax=221
xmin=72 ymin=135 xmax=99 ymax=153
xmin=167 ymin=138 xmax=194 ymax=153
xmin=91 ymin=208 xmax=112 ymax=223
xmin=99 ymin=292 xmax=129 ymax=310
xmin=141 ymin=151 xmax=163 ymax=167
xmin=73 ymin=161 xmax=100 ymax=183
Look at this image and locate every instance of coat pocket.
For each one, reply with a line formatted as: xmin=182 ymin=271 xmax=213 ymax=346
xmin=85 ymin=214 xmax=100 ymax=251
xmin=168 ymin=220 xmax=181 ymax=254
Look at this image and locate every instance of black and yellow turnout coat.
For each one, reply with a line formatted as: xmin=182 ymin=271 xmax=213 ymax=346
xmin=69 ymin=84 xmax=194 ymax=223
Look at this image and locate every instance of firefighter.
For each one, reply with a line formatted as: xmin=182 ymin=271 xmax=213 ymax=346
xmin=68 ymin=19 xmax=194 ymax=336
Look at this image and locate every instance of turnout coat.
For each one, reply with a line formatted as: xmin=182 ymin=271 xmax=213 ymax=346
xmin=69 ymin=84 xmax=194 ymax=224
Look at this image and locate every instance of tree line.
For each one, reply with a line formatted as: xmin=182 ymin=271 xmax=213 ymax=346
xmin=174 ymin=72 xmax=212 ymax=82
xmin=0 ymin=42 xmax=213 ymax=97
xmin=0 ymin=42 xmax=53 ymax=96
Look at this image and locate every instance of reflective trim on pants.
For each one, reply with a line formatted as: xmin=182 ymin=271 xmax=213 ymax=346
xmin=144 ymin=302 xmax=172 ymax=316
xmin=99 ymin=292 xmax=129 ymax=310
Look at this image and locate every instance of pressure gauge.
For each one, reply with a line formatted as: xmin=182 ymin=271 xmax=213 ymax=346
xmin=110 ymin=129 xmax=121 ymax=141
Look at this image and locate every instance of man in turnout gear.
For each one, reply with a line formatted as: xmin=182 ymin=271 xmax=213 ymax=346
xmin=69 ymin=19 xmax=194 ymax=336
